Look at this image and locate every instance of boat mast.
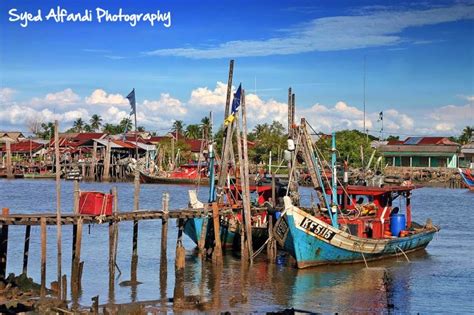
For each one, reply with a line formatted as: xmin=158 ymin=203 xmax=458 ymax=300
xmin=208 ymin=111 xmax=215 ymax=202
xmin=331 ymin=132 xmax=339 ymax=228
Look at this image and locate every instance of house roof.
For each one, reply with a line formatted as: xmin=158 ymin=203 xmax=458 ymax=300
xmin=185 ymin=139 xmax=205 ymax=152
xmin=73 ymin=133 xmax=107 ymax=141
xmin=402 ymin=136 xmax=458 ymax=146
xmin=0 ymin=140 xmax=43 ymax=153
xmin=0 ymin=132 xmax=25 ymax=142
xmin=379 ymin=144 xmax=459 ymax=155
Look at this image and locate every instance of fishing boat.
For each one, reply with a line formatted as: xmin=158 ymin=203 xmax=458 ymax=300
xmin=22 ymin=165 xmax=56 ymax=179
xmin=274 ymin=187 xmax=439 ymax=268
xmin=458 ymin=168 xmax=474 ymax=191
xmin=185 ymin=177 xmax=286 ymax=250
xmin=139 ymin=163 xmax=211 ymax=185
xmin=273 ymin=124 xmax=439 ymax=268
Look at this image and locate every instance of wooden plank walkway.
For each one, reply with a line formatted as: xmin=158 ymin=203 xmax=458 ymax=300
xmin=0 ymin=206 xmax=268 ymax=226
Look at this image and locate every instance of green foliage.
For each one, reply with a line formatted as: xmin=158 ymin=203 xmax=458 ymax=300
xmin=172 ymin=120 xmax=185 ymax=135
xmin=185 ymin=124 xmax=202 ymax=139
xmin=36 ymin=122 xmax=55 ymax=139
xmin=315 ymin=129 xmax=378 ymax=167
xmin=248 ymin=121 xmax=287 ymax=164
xmin=89 ymin=114 xmax=103 ymax=131
xmin=458 ymin=126 xmax=473 ymax=144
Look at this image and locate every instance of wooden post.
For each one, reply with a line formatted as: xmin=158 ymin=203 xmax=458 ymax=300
xmin=108 ymin=187 xmax=118 ymax=304
xmin=40 ymin=217 xmax=47 ymax=298
xmin=5 ymin=141 xmax=13 ymax=179
xmin=175 ymin=218 xmax=185 ymax=271
xmin=91 ymin=141 xmax=97 ymax=180
xmin=173 ymin=219 xmax=185 ymax=306
xmin=160 ymin=193 xmax=169 ymax=301
xmin=103 ymin=139 xmax=111 ymax=181
xmin=131 ymin=169 xmax=140 ymax=285
xmin=216 ymin=60 xmax=235 ymax=203
xmin=62 ymin=274 xmax=67 ymax=301
xmin=241 ymin=91 xmax=254 ymax=262
xmin=54 ymin=120 xmax=62 ymax=296
xmin=0 ymin=208 xmax=9 ymax=278
xmin=234 ymin=112 xmax=248 ymax=258
xmin=197 ymin=205 xmax=208 ymax=254
xmin=22 ymin=225 xmax=31 ymax=275
xmin=72 ymin=218 xmax=83 ymax=295
xmin=211 ymin=202 xmax=222 ymax=263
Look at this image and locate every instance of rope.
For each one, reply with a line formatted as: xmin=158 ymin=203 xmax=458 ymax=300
xmin=396 ymin=245 xmax=410 ymax=262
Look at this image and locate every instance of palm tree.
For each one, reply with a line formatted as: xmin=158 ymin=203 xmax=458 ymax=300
xmin=172 ymin=120 xmax=185 ymax=135
xmin=73 ymin=118 xmax=85 ymax=133
xmin=119 ymin=118 xmax=133 ymax=133
xmin=253 ymin=123 xmax=269 ymax=137
xmin=459 ymin=126 xmax=473 ymax=144
xmin=103 ymin=123 xmax=119 ymax=135
xmin=89 ymin=114 xmax=103 ymax=131
xmin=201 ymin=116 xmax=211 ymax=139
xmin=185 ymin=124 xmax=202 ymax=139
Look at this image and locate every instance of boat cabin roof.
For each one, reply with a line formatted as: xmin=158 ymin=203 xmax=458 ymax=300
xmin=325 ymin=185 xmax=414 ymax=196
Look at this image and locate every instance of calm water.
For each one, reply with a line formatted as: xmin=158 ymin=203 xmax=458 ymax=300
xmin=0 ymin=179 xmax=473 ymax=313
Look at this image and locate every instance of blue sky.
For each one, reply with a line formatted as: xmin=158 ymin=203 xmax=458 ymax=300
xmin=0 ymin=0 xmax=473 ymax=136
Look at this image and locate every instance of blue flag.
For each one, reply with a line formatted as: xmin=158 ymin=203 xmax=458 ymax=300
xmin=224 ymin=84 xmax=242 ymax=126
xmin=127 ymin=88 xmax=136 ymax=115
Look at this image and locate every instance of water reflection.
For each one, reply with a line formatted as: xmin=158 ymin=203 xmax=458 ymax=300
xmin=1 ymin=180 xmax=472 ymax=313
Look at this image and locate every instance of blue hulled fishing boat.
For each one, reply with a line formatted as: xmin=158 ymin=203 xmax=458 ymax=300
xmin=274 ymin=123 xmax=439 ymax=268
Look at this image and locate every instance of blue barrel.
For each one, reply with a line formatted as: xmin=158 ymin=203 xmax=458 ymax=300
xmin=390 ymin=214 xmax=406 ymax=237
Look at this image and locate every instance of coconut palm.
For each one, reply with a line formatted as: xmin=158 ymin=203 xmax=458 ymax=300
xmin=459 ymin=126 xmax=473 ymax=144
xmin=185 ymin=124 xmax=202 ymax=139
xmin=89 ymin=114 xmax=103 ymax=131
xmin=172 ymin=120 xmax=185 ymax=135
xmin=201 ymin=116 xmax=211 ymax=139
xmin=73 ymin=118 xmax=85 ymax=133
xmin=119 ymin=118 xmax=133 ymax=133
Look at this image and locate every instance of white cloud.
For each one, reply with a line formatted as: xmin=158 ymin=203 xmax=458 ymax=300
xmin=0 ymin=88 xmax=16 ymax=102
xmin=143 ymin=93 xmax=187 ymax=116
xmin=30 ymin=88 xmax=80 ymax=107
xmin=1 ymin=84 xmax=472 ymax=136
xmin=85 ymin=89 xmax=128 ymax=106
xmin=188 ymin=81 xmax=229 ymax=107
xmin=300 ymin=101 xmax=373 ymax=131
xmin=145 ymin=3 xmax=474 ymax=59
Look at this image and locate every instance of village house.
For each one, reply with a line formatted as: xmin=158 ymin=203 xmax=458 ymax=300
xmin=378 ymin=137 xmax=460 ymax=168
xmin=460 ymin=137 xmax=474 ymax=168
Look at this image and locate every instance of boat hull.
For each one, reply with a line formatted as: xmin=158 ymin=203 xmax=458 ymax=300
xmin=184 ymin=217 xmax=268 ymax=250
xmin=458 ymin=168 xmax=474 ymax=191
xmin=139 ymin=172 xmax=210 ymax=185
xmin=274 ymin=197 xmax=438 ymax=268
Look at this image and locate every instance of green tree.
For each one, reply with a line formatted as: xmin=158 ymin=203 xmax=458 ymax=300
xmin=89 ymin=114 xmax=103 ymax=131
xmin=172 ymin=120 xmax=185 ymax=135
xmin=73 ymin=118 xmax=85 ymax=132
xmin=102 ymin=123 xmax=120 ymax=135
xmin=459 ymin=126 xmax=473 ymax=144
xmin=38 ymin=122 xmax=55 ymax=139
xmin=185 ymin=124 xmax=202 ymax=139
xmin=201 ymin=116 xmax=211 ymax=139
xmin=315 ymin=129 xmax=378 ymax=168
xmin=119 ymin=118 xmax=133 ymax=133
xmin=248 ymin=120 xmax=287 ymax=164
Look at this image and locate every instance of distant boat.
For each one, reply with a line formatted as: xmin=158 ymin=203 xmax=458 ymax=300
xmin=139 ymin=163 xmax=211 ymax=185
xmin=274 ymin=185 xmax=439 ymax=268
xmin=458 ymin=168 xmax=474 ymax=191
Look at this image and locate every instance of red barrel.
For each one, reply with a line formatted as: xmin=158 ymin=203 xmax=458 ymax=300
xmin=79 ymin=192 xmax=113 ymax=215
